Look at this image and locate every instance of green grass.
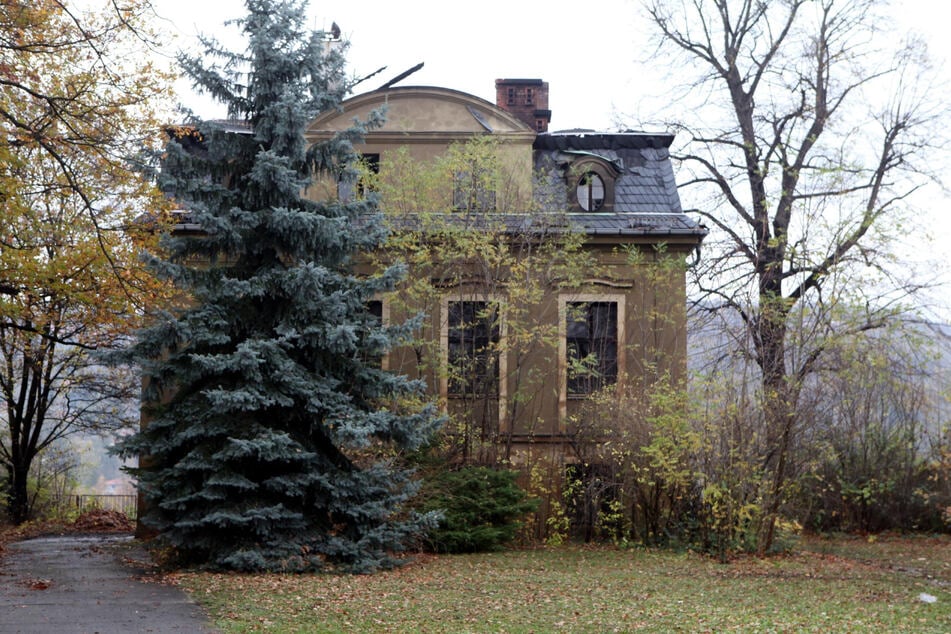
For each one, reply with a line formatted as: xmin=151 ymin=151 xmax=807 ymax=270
xmin=174 ymin=535 xmax=951 ymax=633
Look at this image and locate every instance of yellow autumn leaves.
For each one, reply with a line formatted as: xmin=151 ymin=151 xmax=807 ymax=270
xmin=0 ymin=0 xmax=176 ymax=344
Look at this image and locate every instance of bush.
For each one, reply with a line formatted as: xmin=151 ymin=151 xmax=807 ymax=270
xmin=418 ymin=466 xmax=538 ymax=553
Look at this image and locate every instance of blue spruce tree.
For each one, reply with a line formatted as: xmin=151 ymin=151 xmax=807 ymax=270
xmin=118 ymin=0 xmax=439 ymax=572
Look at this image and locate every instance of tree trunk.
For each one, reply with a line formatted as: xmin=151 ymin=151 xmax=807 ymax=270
xmin=8 ymin=461 xmax=31 ymax=525
xmin=758 ymin=386 xmax=796 ymax=554
xmin=755 ymin=295 xmax=797 ymax=554
xmin=1 ymin=464 xmax=11 ymax=518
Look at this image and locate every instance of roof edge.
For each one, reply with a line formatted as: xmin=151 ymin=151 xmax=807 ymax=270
xmin=534 ymin=131 xmax=675 ymax=151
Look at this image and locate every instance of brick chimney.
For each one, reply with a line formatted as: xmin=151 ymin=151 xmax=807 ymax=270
xmin=495 ymin=79 xmax=551 ymax=133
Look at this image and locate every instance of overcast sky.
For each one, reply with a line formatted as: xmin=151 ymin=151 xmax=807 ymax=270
xmin=149 ymin=0 xmax=948 ymax=132
xmin=148 ymin=0 xmax=694 ymax=130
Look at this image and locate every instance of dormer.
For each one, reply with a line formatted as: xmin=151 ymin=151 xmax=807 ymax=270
xmin=564 ymin=154 xmax=622 ymax=213
xmin=533 ymin=131 xmax=684 ymax=216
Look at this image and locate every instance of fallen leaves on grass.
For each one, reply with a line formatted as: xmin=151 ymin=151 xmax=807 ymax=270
xmin=175 ymin=541 xmax=951 ymax=633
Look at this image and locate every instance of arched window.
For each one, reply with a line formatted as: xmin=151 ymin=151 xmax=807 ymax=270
xmin=576 ymin=172 xmax=605 ymax=211
xmin=567 ymin=158 xmax=617 ymax=212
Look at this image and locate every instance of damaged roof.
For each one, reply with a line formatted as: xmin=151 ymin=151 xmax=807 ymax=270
xmin=534 ymin=130 xmax=686 ymax=215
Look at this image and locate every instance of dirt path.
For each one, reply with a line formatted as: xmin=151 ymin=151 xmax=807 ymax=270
xmin=0 ymin=535 xmax=217 ymax=634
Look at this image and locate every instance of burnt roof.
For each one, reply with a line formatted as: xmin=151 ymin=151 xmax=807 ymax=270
xmin=534 ymin=131 xmax=688 ymax=217
xmin=535 ymin=131 xmax=675 ymax=151
xmin=159 ymin=120 xmax=704 ymax=245
xmin=162 ymin=209 xmax=705 ymax=245
xmin=496 ymin=78 xmax=547 ymax=85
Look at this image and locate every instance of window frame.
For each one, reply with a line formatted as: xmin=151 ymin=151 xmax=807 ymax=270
xmin=576 ymin=172 xmax=606 ymax=212
xmin=442 ymin=299 xmax=502 ymax=399
xmin=567 ymin=159 xmax=618 ymax=213
xmin=452 ymin=163 xmax=497 ymax=212
xmin=558 ymin=294 xmax=626 ymax=420
xmin=564 ymin=300 xmax=618 ymax=395
xmin=362 ymin=298 xmax=390 ymax=370
xmin=337 ymin=152 xmax=380 ymax=202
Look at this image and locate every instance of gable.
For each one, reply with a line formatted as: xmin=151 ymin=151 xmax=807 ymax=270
xmin=306 ymin=86 xmax=536 ymax=142
xmin=305 ymin=86 xmax=537 ymax=203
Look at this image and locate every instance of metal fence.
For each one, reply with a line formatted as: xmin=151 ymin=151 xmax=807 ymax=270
xmin=63 ymin=494 xmax=138 ymax=519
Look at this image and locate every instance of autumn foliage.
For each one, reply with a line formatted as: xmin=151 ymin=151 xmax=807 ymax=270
xmin=0 ymin=0 xmax=174 ymax=523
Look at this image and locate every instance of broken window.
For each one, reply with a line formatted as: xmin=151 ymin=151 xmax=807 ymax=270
xmin=447 ymin=301 xmax=500 ymax=398
xmin=337 ymin=153 xmax=380 ymax=202
xmin=576 ymin=172 xmax=605 ymax=211
xmin=452 ymin=166 xmax=496 ymax=212
xmin=566 ymin=301 xmax=618 ymax=395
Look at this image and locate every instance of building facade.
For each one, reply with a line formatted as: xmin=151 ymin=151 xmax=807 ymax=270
xmin=305 ymin=80 xmax=706 ymax=476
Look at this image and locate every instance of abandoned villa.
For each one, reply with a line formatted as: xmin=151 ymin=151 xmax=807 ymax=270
xmin=307 ymin=78 xmax=704 ymax=459
xmin=165 ymin=77 xmax=707 ymax=510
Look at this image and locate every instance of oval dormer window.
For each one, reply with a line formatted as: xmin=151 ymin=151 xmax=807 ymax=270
xmin=577 ymin=172 xmax=605 ymax=211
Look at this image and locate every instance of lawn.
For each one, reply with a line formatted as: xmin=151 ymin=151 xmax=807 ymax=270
xmin=172 ymin=534 xmax=951 ymax=633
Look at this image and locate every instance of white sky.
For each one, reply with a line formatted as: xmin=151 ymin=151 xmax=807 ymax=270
xmin=149 ymin=0 xmax=659 ymax=131
xmin=149 ymin=0 xmax=950 ymax=131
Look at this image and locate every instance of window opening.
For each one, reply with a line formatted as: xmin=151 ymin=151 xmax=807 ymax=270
xmin=448 ymin=301 xmax=500 ymax=397
xmin=362 ymin=300 xmax=384 ymax=367
xmin=566 ymin=301 xmax=617 ymax=395
xmin=337 ymin=153 xmax=380 ymax=202
xmin=576 ymin=172 xmax=605 ymax=211
xmin=453 ymin=166 xmax=496 ymax=212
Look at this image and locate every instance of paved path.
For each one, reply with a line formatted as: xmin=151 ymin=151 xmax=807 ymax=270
xmin=0 ymin=535 xmax=218 ymax=634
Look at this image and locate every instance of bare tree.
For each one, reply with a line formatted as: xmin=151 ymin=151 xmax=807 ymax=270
xmin=1 ymin=324 xmax=139 ymax=523
xmin=643 ymin=0 xmax=946 ymax=550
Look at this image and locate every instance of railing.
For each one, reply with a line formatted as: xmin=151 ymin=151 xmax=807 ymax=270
xmin=66 ymin=494 xmax=138 ymax=520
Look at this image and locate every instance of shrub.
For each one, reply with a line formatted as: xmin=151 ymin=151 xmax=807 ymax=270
xmin=418 ymin=466 xmax=538 ymax=553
